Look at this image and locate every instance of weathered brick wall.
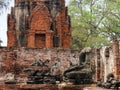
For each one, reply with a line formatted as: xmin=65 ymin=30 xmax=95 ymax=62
xmin=0 ymin=48 xmax=6 ymax=76
xmin=0 ymin=48 xmax=14 ymax=76
xmin=2 ymin=43 xmax=120 ymax=83
xmin=95 ymin=39 xmax=120 ymax=82
xmin=7 ymin=0 xmax=71 ymax=48
xmin=99 ymin=47 xmax=114 ymax=82
xmin=0 ymin=48 xmax=80 ymax=77
xmin=17 ymin=48 xmax=80 ymax=75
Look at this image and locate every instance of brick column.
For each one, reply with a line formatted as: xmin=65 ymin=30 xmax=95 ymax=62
xmin=7 ymin=31 xmax=16 ymax=48
xmin=46 ymin=31 xmax=53 ymax=48
xmin=27 ymin=31 xmax=35 ymax=48
xmin=95 ymin=49 xmax=101 ymax=82
xmin=63 ymin=33 xmax=71 ymax=48
xmin=112 ymin=39 xmax=120 ymax=79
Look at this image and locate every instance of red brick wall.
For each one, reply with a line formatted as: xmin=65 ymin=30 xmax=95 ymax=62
xmin=94 ymin=39 xmax=120 ymax=81
xmin=8 ymin=0 xmax=71 ymax=48
xmin=0 ymin=48 xmax=80 ymax=77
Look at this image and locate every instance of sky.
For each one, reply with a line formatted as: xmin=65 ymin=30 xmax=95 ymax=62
xmin=0 ymin=0 xmax=70 ymax=46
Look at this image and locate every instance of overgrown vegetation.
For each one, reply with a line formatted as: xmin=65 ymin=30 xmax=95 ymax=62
xmin=68 ymin=0 xmax=120 ymax=49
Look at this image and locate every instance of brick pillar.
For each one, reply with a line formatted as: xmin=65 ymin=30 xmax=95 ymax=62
xmin=95 ymin=49 xmax=101 ymax=82
xmin=112 ymin=39 xmax=120 ymax=79
xmin=27 ymin=31 xmax=35 ymax=48
xmin=100 ymin=61 xmax=104 ymax=81
xmin=63 ymin=33 xmax=71 ymax=48
xmin=7 ymin=31 xmax=16 ymax=48
xmin=46 ymin=31 xmax=53 ymax=48
xmin=7 ymin=13 xmax=16 ymax=48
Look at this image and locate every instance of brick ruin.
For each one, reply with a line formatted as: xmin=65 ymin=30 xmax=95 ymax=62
xmin=95 ymin=39 xmax=120 ymax=82
xmin=0 ymin=0 xmax=80 ymax=85
xmin=7 ymin=0 xmax=71 ymax=48
xmin=0 ymin=0 xmax=120 ymax=89
xmin=0 ymin=48 xmax=81 ymax=81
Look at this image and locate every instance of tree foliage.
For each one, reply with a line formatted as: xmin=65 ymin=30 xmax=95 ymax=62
xmin=68 ymin=0 xmax=120 ymax=49
xmin=0 ymin=0 xmax=11 ymax=13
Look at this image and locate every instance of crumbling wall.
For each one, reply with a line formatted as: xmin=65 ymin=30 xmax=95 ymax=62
xmin=2 ymin=42 xmax=120 ymax=83
xmin=0 ymin=48 xmax=81 ymax=78
xmin=0 ymin=48 xmax=7 ymax=76
xmin=16 ymin=48 xmax=80 ymax=75
xmin=99 ymin=47 xmax=114 ymax=82
xmin=7 ymin=0 xmax=71 ymax=48
xmin=95 ymin=39 xmax=120 ymax=82
xmin=0 ymin=48 xmax=17 ymax=76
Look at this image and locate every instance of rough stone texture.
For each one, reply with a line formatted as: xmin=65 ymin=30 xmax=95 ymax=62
xmin=7 ymin=0 xmax=71 ymax=48
xmin=1 ymin=41 xmax=120 ymax=83
xmin=17 ymin=48 xmax=80 ymax=74
xmin=112 ymin=39 xmax=120 ymax=79
xmin=4 ymin=0 xmax=120 ymax=86
xmin=0 ymin=48 xmax=81 ymax=82
xmin=100 ymin=47 xmax=114 ymax=82
xmin=0 ymin=84 xmax=87 ymax=90
xmin=95 ymin=39 xmax=120 ymax=82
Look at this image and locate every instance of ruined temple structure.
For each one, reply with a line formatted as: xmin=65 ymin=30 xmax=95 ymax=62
xmin=7 ymin=0 xmax=71 ymax=48
xmin=0 ymin=0 xmax=119 ymax=89
xmin=95 ymin=39 xmax=120 ymax=82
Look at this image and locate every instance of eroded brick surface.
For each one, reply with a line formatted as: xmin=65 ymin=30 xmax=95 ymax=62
xmin=0 ymin=41 xmax=120 ymax=88
xmin=95 ymin=39 xmax=120 ymax=82
xmin=2 ymin=0 xmax=120 ymax=89
xmin=0 ymin=48 xmax=81 ymax=83
xmin=7 ymin=0 xmax=71 ymax=48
